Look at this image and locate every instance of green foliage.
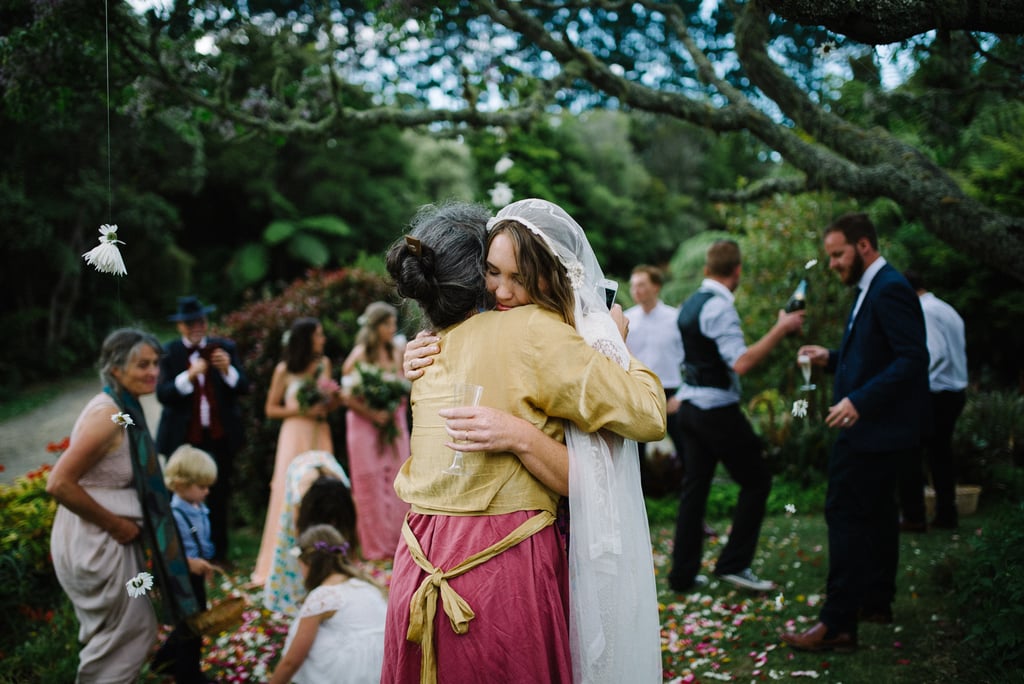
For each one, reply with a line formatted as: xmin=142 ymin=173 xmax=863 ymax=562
xmin=949 ymin=502 xmax=1024 ymax=674
xmin=0 ymin=464 xmax=64 ymax=661
xmin=747 ymin=389 xmax=834 ymax=485
xmin=217 ymin=268 xmax=398 ymax=526
xmin=0 ymin=597 xmax=79 ymax=683
xmin=954 ymin=390 xmax=1024 ymax=500
xmin=891 ymin=220 xmax=1024 ymax=391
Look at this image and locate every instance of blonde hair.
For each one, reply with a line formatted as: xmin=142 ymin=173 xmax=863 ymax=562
xmin=164 ymin=445 xmax=218 ymax=490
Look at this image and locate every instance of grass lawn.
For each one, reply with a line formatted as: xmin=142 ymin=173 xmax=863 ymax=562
xmin=150 ymin=503 xmax=995 ymax=683
xmin=2 ymin=496 xmax=1012 ymax=683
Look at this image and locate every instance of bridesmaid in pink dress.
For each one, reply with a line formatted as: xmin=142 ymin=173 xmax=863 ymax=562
xmin=341 ymin=302 xmax=411 ymax=561
xmin=253 ymin=318 xmax=340 ymax=588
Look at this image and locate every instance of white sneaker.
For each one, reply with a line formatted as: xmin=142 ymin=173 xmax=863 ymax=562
xmin=717 ymin=568 xmax=775 ymax=592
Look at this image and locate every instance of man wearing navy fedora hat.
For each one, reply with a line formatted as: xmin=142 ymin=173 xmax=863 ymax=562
xmin=156 ymin=295 xmax=250 ymax=566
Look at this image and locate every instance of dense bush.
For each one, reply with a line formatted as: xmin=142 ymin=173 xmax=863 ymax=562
xmin=0 ymin=464 xmax=62 ymax=661
xmin=953 ymin=389 xmax=1024 ymax=501
xmin=949 ymin=501 xmax=1024 ymax=676
xmin=217 ymin=268 xmax=409 ymax=527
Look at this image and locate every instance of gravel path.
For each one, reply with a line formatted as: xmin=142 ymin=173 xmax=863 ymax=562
xmin=0 ymin=378 xmax=161 ymax=485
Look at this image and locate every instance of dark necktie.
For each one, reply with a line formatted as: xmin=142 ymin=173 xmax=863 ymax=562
xmin=846 ymin=287 xmax=862 ymax=330
xmin=185 ymin=342 xmax=224 ymax=443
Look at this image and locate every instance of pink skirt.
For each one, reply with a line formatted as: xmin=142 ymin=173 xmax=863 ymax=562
xmin=382 ymin=510 xmax=572 ymax=683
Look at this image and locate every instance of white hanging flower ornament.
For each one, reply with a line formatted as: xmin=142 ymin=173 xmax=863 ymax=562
xmin=488 ymin=182 xmax=514 ymax=208
xmin=791 ymin=399 xmax=809 ymax=418
xmin=126 ymin=571 xmax=154 ymax=598
xmin=494 ymin=155 xmax=514 ymax=175
xmin=82 ymin=224 xmax=127 ymax=276
xmin=111 ymin=412 xmax=134 ymax=428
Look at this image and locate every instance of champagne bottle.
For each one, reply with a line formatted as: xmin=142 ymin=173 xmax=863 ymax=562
xmin=785 ymin=278 xmax=807 ymax=313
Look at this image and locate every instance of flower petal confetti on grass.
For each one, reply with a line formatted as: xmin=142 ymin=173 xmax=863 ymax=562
xmin=804 ymin=259 xmax=818 ymax=270
xmin=82 ymin=224 xmax=127 ymax=276
xmin=126 ymin=571 xmax=154 ymax=598
xmin=791 ymin=399 xmax=808 ymax=418
xmin=111 ymin=412 xmax=134 ymax=428
xmin=785 ymin=503 xmax=797 ymax=515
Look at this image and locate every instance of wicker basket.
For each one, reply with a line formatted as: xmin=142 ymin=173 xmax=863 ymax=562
xmin=924 ymin=485 xmax=982 ymax=518
xmin=187 ymin=569 xmax=248 ymax=637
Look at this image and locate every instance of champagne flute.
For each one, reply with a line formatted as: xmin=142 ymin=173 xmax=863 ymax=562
xmin=443 ymin=382 xmax=484 ymax=475
xmin=797 ymin=354 xmax=816 ymax=392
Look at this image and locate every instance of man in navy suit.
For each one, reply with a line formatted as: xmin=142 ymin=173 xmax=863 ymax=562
xmin=156 ymin=296 xmax=250 ymax=565
xmin=783 ymin=213 xmax=928 ymax=653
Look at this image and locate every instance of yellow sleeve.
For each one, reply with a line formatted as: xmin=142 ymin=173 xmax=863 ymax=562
xmin=516 ymin=309 xmax=667 ymax=442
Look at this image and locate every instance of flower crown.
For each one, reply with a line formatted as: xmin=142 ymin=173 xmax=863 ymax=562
xmin=289 ymin=540 xmax=351 ymax=557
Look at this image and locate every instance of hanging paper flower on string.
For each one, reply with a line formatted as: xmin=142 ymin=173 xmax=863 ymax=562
xmin=82 ymin=224 xmax=127 ymax=276
xmin=791 ymin=399 xmax=809 ymax=418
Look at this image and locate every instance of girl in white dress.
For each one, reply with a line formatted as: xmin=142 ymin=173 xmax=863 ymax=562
xmin=268 ymin=524 xmax=388 ymax=684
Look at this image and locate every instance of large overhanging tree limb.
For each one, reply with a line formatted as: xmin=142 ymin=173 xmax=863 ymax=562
xmin=760 ymin=0 xmax=1024 ymax=44
xmin=121 ymin=0 xmax=1024 ymax=281
xmin=480 ymin=0 xmax=1024 ymax=282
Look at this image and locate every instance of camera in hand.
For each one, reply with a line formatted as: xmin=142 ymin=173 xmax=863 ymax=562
xmin=785 ymin=279 xmax=807 ymax=313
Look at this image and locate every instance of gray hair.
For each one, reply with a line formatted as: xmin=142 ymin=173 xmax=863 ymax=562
xmin=98 ymin=328 xmax=162 ymax=389
xmin=386 ymin=201 xmax=491 ymax=329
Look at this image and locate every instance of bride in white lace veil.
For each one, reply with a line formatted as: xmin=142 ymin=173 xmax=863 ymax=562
xmin=486 ymin=199 xmax=661 ymax=684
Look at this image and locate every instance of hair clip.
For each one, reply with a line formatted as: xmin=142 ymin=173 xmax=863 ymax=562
xmin=405 ymin=235 xmax=422 ymax=256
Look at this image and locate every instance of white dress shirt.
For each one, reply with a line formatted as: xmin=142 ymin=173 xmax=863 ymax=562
xmin=624 ymin=300 xmax=684 ymax=390
xmin=919 ymin=292 xmax=968 ymax=392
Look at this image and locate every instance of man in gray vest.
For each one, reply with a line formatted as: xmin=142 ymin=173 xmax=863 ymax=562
xmin=667 ymin=239 xmax=805 ymax=593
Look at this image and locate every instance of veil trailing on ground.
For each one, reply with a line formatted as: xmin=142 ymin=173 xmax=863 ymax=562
xmin=487 ymin=199 xmax=661 ymax=683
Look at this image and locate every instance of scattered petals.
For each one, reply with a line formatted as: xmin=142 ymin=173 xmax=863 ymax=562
xmin=82 ymin=224 xmax=127 ymax=276
xmin=785 ymin=503 xmax=797 ymax=515
xmin=804 ymin=259 xmax=818 ymax=270
xmin=791 ymin=399 xmax=808 ymax=418
xmin=126 ymin=571 xmax=154 ymax=598
xmin=111 ymin=412 xmax=134 ymax=428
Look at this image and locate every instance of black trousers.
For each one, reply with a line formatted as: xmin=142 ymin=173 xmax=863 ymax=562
xmin=820 ymin=442 xmax=904 ymax=634
xmin=152 ymin=572 xmax=207 ymax=683
xmin=668 ymin=401 xmax=771 ymax=587
xmin=637 ymin=387 xmax=687 ymax=496
xmin=195 ymin=430 xmax=232 ymax=561
xmin=896 ymin=389 xmax=966 ymax=525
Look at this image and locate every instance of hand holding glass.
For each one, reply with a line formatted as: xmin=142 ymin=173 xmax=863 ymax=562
xmin=443 ymin=383 xmax=484 ymax=475
xmin=797 ymin=354 xmax=816 ymax=392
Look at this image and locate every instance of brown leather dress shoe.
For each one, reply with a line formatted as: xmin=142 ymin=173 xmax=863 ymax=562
xmin=781 ymin=622 xmax=858 ymax=652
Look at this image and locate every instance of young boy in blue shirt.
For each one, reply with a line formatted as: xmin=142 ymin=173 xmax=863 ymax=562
xmin=152 ymin=445 xmax=218 ymax=683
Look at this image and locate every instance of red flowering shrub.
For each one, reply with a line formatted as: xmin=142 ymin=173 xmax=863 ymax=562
xmin=217 ymin=268 xmax=406 ymax=526
xmin=0 ymin=463 xmax=61 ymax=655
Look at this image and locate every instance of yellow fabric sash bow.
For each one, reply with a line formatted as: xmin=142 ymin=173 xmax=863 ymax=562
xmin=402 ymin=510 xmax=556 ymax=684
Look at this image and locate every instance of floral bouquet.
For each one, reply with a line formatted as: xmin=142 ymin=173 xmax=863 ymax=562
xmin=344 ymin=362 xmax=411 ymax=443
xmin=296 ymin=375 xmax=340 ymax=413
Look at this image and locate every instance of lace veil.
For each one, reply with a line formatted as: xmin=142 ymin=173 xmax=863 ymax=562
xmin=487 ymin=199 xmax=660 ymax=683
